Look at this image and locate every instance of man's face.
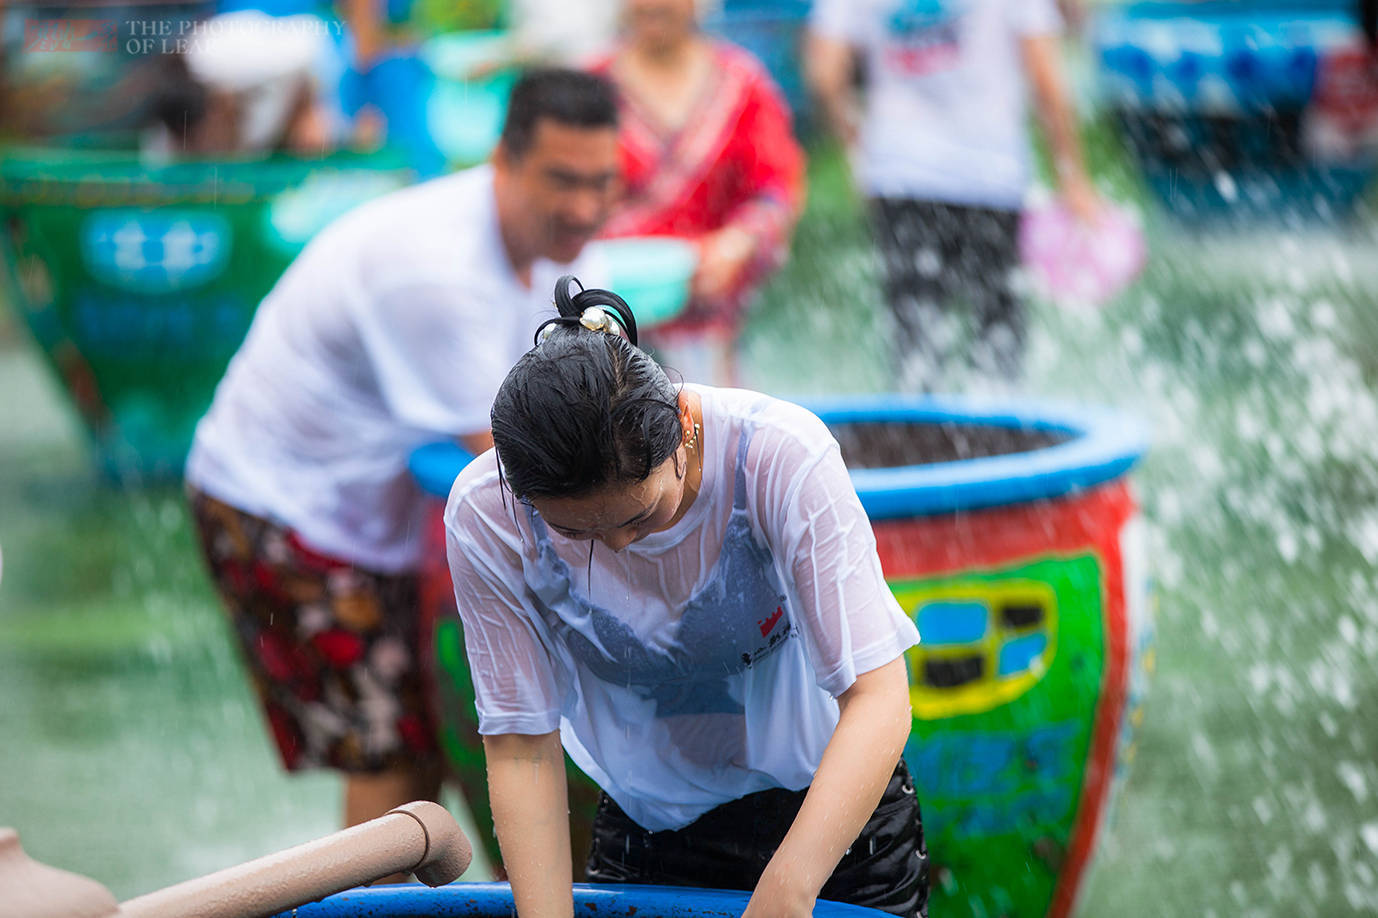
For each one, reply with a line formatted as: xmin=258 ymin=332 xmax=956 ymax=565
xmin=495 ymin=120 xmax=621 ymax=265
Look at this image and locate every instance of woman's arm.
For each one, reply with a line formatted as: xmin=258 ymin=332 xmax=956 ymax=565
xmin=484 ymin=731 xmax=575 ymax=918
xmin=694 ymin=65 xmax=805 ymax=303
xmin=743 ymin=656 xmax=913 ymax=918
xmin=1022 ymin=32 xmax=1101 ymax=221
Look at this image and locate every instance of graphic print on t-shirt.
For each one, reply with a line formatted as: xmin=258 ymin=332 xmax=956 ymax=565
xmin=885 ymin=0 xmax=967 ymax=77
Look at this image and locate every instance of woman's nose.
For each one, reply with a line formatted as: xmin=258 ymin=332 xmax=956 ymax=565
xmin=599 ymin=527 xmax=638 ymax=552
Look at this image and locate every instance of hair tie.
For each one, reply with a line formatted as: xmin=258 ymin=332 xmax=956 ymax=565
xmin=579 ymin=305 xmax=622 ymax=335
xmin=535 ymin=275 xmax=641 ymax=346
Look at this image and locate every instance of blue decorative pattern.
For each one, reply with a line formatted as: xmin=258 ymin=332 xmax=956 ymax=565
xmin=81 ymin=210 xmax=230 ymax=294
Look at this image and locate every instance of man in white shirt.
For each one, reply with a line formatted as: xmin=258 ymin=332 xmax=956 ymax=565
xmin=184 ymin=68 xmax=621 ymax=846
xmin=806 ymin=0 xmax=1100 ymax=390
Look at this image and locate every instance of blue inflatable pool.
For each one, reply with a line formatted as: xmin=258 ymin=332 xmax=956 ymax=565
xmin=276 ymin=882 xmax=883 ymax=917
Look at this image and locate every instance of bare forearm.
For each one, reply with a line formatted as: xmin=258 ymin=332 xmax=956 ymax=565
xmin=805 ymin=33 xmax=859 ymax=146
xmin=1023 ymin=34 xmax=1089 ymax=186
xmin=485 ymin=732 xmax=574 ymax=918
xmin=752 ymin=658 xmax=913 ymax=913
xmin=341 ymin=0 xmax=385 ymax=67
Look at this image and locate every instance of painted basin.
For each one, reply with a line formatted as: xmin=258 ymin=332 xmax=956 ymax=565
xmin=1090 ymin=0 xmax=1378 ymax=220
xmin=0 ymin=148 xmax=411 ymax=477
xmin=274 ymin=882 xmax=882 ymax=917
xmin=410 ymin=394 xmax=1151 ymax=917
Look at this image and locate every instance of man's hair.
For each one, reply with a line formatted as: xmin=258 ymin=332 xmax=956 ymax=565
xmin=499 ymin=67 xmax=619 ymax=159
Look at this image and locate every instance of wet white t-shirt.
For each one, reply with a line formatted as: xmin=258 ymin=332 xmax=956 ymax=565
xmin=444 ymin=385 xmax=920 ymax=831
xmin=186 ymin=165 xmax=599 ymax=572
xmin=811 ymin=0 xmax=1062 ymax=208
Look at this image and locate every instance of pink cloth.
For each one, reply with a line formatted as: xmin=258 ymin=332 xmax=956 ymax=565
xmin=1019 ymin=200 xmax=1147 ymax=307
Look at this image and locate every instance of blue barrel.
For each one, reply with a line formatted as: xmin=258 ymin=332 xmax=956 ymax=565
xmin=276 ymin=882 xmax=883 ymax=917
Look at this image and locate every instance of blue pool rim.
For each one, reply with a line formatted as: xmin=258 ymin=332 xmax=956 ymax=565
xmin=806 ymin=395 xmax=1148 ymax=521
xmin=408 ymin=395 xmax=1149 ymax=521
xmin=276 ymin=882 xmax=883 ymax=917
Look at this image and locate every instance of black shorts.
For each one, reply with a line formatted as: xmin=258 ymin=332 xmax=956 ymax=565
xmin=585 ymin=760 xmax=929 ymax=918
xmin=869 ymin=196 xmax=1024 ymax=386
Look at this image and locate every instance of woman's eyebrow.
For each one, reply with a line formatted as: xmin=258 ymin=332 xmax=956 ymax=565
xmin=557 ymin=507 xmax=651 ymax=536
xmin=615 ymin=509 xmax=652 ymax=529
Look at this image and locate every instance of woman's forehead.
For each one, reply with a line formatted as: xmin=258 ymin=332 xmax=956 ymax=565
xmin=534 ymin=469 xmax=667 ymax=529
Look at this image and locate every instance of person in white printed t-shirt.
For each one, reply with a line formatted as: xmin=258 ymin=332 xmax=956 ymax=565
xmin=184 ymin=69 xmax=621 ymax=850
xmin=806 ymin=0 xmax=1102 ymax=391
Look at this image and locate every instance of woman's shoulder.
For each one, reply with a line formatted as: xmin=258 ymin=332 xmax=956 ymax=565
xmin=700 ymin=386 xmax=836 ymax=465
xmin=442 ymin=449 xmax=513 ymax=537
xmin=706 ymin=39 xmax=777 ymax=87
xmin=585 ymin=48 xmax=616 ymax=75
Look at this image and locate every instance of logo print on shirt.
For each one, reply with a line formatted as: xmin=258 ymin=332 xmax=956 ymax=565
xmin=758 ymin=605 xmax=785 ymax=638
xmin=886 ymin=0 xmax=965 ymax=77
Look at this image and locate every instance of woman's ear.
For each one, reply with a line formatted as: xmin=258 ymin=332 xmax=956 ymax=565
xmin=678 ymin=391 xmax=694 ymax=443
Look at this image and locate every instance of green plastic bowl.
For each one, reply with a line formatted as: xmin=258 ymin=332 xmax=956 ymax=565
xmin=591 ymin=236 xmax=698 ymax=329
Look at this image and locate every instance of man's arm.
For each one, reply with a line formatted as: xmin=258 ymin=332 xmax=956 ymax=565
xmin=742 ymin=656 xmax=913 ymax=918
xmin=484 ymin=731 xmax=575 ymax=918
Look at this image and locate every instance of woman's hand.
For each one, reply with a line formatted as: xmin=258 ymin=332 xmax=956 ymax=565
xmin=1059 ymin=170 xmax=1103 ymax=224
xmin=740 ymin=863 xmax=818 ymax=918
xmin=692 ymin=226 xmax=757 ymax=302
xmin=804 ymin=31 xmax=860 ymax=149
xmin=745 ymin=658 xmax=913 ymax=916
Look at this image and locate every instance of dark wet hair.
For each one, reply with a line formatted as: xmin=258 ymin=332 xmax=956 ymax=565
xmin=491 ymin=276 xmax=681 ymax=500
xmin=148 ymin=52 xmax=209 ymax=140
xmin=499 ymin=68 xmax=618 ymax=160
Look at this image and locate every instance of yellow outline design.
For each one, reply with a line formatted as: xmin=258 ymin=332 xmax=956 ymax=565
xmin=893 ymin=580 xmax=1059 ymax=720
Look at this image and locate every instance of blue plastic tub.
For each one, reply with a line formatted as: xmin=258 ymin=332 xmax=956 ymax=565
xmin=801 ymin=395 xmax=1148 ymax=520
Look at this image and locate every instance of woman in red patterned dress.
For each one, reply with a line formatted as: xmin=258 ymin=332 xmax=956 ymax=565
xmin=590 ymin=0 xmax=805 ymax=385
